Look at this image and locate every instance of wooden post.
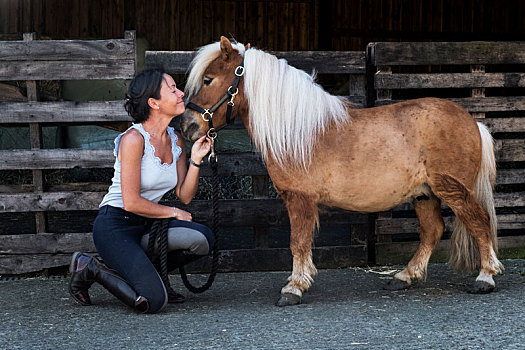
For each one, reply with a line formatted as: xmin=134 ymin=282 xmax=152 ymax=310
xmin=376 ymin=211 xmax=393 ymax=243
xmin=24 ymin=32 xmax=47 ymax=233
xmin=471 ymin=65 xmax=486 ymax=119
xmin=376 ymin=66 xmax=392 ymax=102
xmin=349 ymin=74 xmax=366 ymax=107
xmin=125 ymin=30 xmax=137 ymax=74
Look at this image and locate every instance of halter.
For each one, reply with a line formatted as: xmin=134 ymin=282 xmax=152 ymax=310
xmin=186 ymin=60 xmax=245 ymax=142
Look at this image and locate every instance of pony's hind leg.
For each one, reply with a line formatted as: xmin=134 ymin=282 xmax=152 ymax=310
xmin=384 ymin=193 xmax=444 ymax=290
xmin=430 ymin=173 xmax=503 ymax=293
xmin=276 ymin=191 xmax=318 ymax=307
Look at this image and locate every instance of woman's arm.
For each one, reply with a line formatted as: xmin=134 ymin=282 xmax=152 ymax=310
xmin=175 ymin=133 xmax=211 ymax=204
xmin=119 ymin=129 xmax=191 ymax=220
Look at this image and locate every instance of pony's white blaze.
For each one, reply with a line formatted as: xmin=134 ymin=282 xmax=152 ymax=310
xmin=185 ymin=40 xmax=350 ymax=169
xmin=244 ymin=48 xmax=349 ymax=169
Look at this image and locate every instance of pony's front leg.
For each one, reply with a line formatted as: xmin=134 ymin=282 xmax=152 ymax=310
xmin=276 ymin=191 xmax=318 ymax=307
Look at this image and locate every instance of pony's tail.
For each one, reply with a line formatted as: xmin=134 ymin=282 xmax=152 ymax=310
xmin=448 ymin=122 xmax=501 ymax=272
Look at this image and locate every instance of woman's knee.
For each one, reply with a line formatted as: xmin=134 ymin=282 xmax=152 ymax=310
xmin=140 ymin=281 xmax=167 ymax=313
xmin=189 ymin=234 xmax=210 ymax=255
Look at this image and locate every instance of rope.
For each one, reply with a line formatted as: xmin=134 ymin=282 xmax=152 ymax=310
xmin=180 ymin=156 xmax=220 ymax=293
xmin=146 ymin=218 xmax=183 ymax=302
xmin=147 ymin=157 xmax=220 ymax=296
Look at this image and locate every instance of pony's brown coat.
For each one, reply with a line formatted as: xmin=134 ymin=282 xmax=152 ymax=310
xmin=181 ymin=37 xmax=502 ymax=300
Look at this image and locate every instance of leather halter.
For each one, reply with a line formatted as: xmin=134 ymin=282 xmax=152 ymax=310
xmin=186 ymin=60 xmax=245 ymax=137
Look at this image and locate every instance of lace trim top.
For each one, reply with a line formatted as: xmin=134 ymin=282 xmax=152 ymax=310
xmin=99 ymin=123 xmax=182 ymax=208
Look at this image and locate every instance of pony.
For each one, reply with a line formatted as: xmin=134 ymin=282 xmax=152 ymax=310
xmin=180 ymin=37 xmax=503 ymax=306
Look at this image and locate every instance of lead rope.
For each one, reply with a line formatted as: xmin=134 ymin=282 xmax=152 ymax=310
xmin=147 ymin=138 xmax=220 ymax=296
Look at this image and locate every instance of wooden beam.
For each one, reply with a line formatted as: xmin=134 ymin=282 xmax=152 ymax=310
xmin=0 ymin=245 xmax=368 ymax=274
xmin=0 ymin=150 xmax=268 ymax=175
xmin=375 ymin=72 xmax=525 ymax=89
xmin=369 ymin=42 xmax=525 ymax=66
xmin=145 ymin=50 xmax=366 ymax=74
xmin=0 ymin=101 xmax=131 ymax=124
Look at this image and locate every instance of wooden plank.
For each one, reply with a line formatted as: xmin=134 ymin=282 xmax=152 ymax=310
xmin=145 ymin=50 xmax=366 ymax=74
xmin=375 ymin=236 xmax=525 ymax=265
xmin=0 ymin=191 xmax=105 ymax=213
xmin=496 ymin=169 xmax=525 ymax=185
xmin=376 ymin=213 xmax=525 ymax=236
xmin=0 ymin=232 xmax=95 ymax=254
xmin=481 ymin=117 xmax=525 ymax=133
xmin=24 ymin=32 xmax=47 ymax=234
xmin=0 ymin=194 xmax=369 ymax=226
xmin=391 ymin=191 xmax=525 ymax=212
xmin=0 ymin=150 xmax=268 ymax=175
xmin=0 ymin=38 xmax=135 ymax=61
xmin=375 ymin=96 xmax=525 ymax=112
xmin=369 ymin=42 xmax=525 ymax=66
xmin=0 ymin=149 xmax=117 ymax=170
xmin=0 ymin=60 xmax=136 ymax=81
xmin=495 ymin=139 xmax=525 ymax=162
xmin=0 ymin=101 xmax=131 ymax=124
xmin=375 ymin=72 xmax=525 ymax=89
xmin=0 ymin=245 xmax=369 ymax=275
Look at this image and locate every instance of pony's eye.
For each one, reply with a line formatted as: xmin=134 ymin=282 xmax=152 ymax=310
xmin=203 ymin=77 xmax=213 ymax=86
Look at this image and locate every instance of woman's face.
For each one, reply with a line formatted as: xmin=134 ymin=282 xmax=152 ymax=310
xmin=157 ymin=73 xmax=185 ymax=117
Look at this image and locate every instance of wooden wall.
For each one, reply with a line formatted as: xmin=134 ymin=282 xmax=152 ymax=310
xmin=1 ymin=0 xmax=524 ymax=51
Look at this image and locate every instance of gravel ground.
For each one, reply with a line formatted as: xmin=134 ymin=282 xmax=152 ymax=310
xmin=1 ymin=260 xmax=524 ymax=350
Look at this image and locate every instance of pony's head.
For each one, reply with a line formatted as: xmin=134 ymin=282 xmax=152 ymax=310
xmin=181 ymin=37 xmax=247 ymax=141
xmin=183 ymin=36 xmax=349 ymax=169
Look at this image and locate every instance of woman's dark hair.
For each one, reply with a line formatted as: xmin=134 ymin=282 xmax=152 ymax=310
xmin=124 ymin=69 xmax=165 ymax=123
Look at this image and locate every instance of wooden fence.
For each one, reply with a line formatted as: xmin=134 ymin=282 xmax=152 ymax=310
xmin=0 ymin=33 xmax=370 ymax=274
xmin=369 ymin=41 xmax=525 ymax=264
xmin=1 ymin=36 xmax=524 ymax=275
xmin=0 ymin=31 xmax=136 ymax=274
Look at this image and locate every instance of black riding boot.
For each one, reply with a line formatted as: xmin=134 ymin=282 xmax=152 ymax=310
xmin=69 ymin=252 xmax=149 ymax=313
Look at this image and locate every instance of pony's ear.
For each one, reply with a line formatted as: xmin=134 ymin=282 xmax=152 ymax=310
xmin=220 ymin=36 xmax=234 ymax=60
xmin=246 ymin=43 xmax=251 ymax=50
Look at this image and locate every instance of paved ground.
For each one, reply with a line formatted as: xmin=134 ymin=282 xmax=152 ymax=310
xmin=0 ymin=260 xmax=524 ymax=350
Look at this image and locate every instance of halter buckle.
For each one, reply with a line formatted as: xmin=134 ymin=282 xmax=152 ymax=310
xmin=201 ymin=109 xmax=213 ymax=122
xmin=235 ymin=66 xmax=245 ymax=77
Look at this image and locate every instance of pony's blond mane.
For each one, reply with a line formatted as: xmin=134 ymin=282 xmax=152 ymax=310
xmin=185 ymin=41 xmax=350 ymax=169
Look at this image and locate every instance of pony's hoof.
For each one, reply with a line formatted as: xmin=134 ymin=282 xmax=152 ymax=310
xmin=275 ymin=293 xmax=301 ymax=307
xmin=468 ymin=281 xmax=495 ymax=294
xmin=383 ymin=278 xmax=410 ymax=291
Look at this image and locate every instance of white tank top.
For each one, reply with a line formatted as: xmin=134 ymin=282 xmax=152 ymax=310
xmin=99 ymin=123 xmax=182 ymax=209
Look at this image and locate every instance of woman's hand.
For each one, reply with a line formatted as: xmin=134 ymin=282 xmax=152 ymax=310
xmin=174 ymin=207 xmax=192 ymax=221
xmin=190 ymin=135 xmax=212 ymax=163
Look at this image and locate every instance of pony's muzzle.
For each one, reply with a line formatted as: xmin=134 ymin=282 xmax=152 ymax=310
xmin=180 ymin=112 xmax=205 ymax=141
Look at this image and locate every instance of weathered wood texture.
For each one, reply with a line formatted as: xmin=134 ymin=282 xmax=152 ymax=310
xmin=0 ymin=37 xmax=136 ymax=80
xmin=375 ymin=236 xmax=525 ymax=266
xmin=0 ymin=32 xmax=138 ymax=274
xmin=146 ymin=50 xmax=367 ymax=106
xmin=2 ymin=32 xmax=525 ymax=273
xmin=0 ymin=245 xmax=368 ymax=275
xmin=0 ymin=101 xmax=131 ymax=124
xmin=146 ymin=50 xmax=366 ymax=74
xmin=369 ymin=42 xmax=525 ymax=66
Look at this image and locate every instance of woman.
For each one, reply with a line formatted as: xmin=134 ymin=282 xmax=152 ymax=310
xmin=68 ymin=69 xmax=213 ymax=313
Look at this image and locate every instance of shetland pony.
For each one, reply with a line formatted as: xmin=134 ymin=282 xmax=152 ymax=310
xmin=181 ymin=37 xmax=503 ymax=306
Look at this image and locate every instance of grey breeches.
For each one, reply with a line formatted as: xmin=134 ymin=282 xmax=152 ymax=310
xmin=140 ymin=219 xmax=213 ymax=256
